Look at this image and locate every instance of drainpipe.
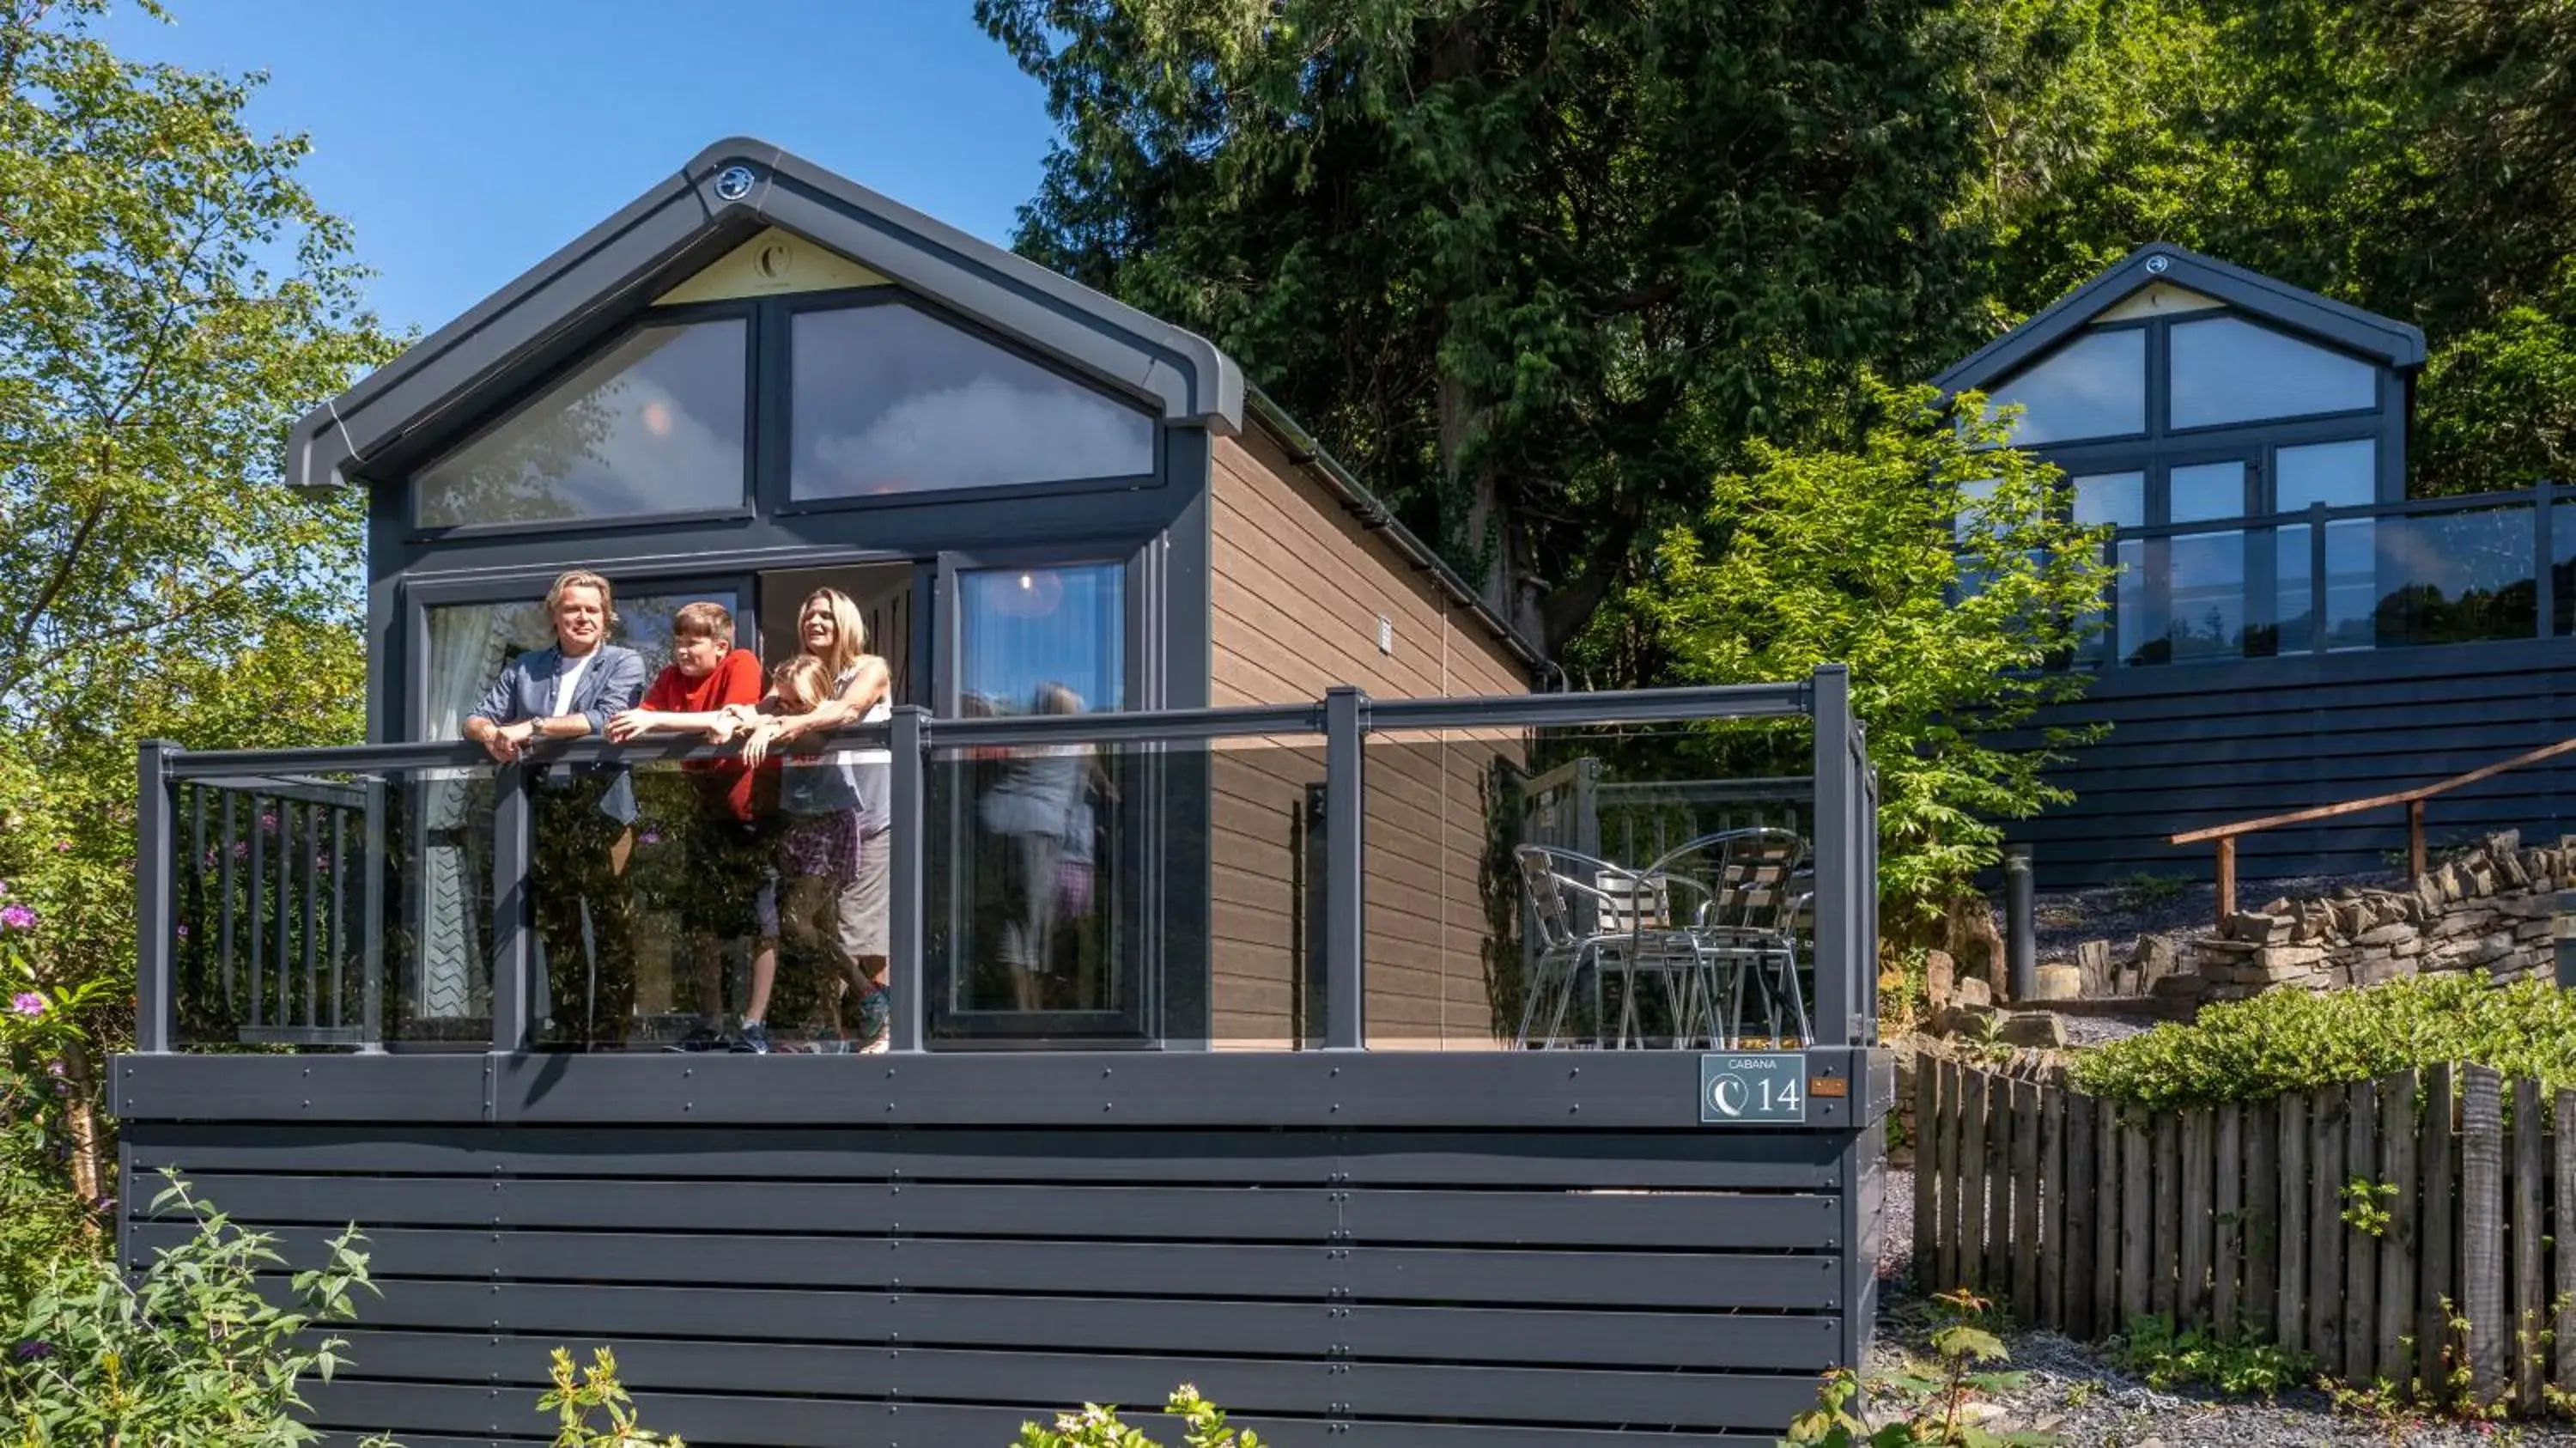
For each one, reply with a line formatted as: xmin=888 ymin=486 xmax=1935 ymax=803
xmin=2556 ymin=888 xmax=2576 ymax=990
xmin=2004 ymin=844 xmax=2037 ymax=1003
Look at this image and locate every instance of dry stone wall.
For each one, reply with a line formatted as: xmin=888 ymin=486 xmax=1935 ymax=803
xmin=2186 ymin=831 xmax=2566 ymax=1002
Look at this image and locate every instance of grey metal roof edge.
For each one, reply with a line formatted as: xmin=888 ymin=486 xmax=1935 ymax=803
xmin=1934 ymin=242 xmax=2429 ymax=394
xmin=289 ymin=136 xmax=1246 ymax=490
xmin=1241 ymin=385 xmax=1550 ymax=677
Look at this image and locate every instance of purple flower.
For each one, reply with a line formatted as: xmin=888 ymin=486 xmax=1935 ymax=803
xmin=0 ymin=904 xmax=31 ymax=931
xmin=639 ymin=830 xmax=664 ymax=846
xmin=51 ymin=841 xmax=70 ymax=853
xmin=175 ymin=923 xmax=189 ymax=940
xmin=9 ymin=993 xmax=42 ymax=1017
xmin=44 ymin=1061 xmax=62 ymax=1077
xmin=92 ymin=1196 xmax=114 ymax=1214
xmin=258 ymin=812 xmax=277 ymax=833
xmin=9 ymin=1341 xmax=54 ymax=1362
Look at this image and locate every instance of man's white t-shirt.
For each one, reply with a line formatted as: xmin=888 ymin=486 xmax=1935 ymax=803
xmin=550 ymin=648 xmax=597 ymax=719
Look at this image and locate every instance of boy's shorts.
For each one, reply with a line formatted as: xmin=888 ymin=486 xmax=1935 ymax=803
xmin=679 ymin=813 xmax=780 ymax=940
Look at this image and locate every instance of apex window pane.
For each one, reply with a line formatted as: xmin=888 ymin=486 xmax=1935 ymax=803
xmin=2169 ymin=460 xmax=2247 ymax=524
xmin=2168 ymin=316 xmax=2376 ymax=430
xmin=1984 ymin=328 xmax=2147 ymax=446
xmin=791 ymin=304 xmax=1157 ymax=501
xmin=2275 ymin=438 xmax=2377 ymax=512
xmin=414 ymin=320 xmax=747 ymax=528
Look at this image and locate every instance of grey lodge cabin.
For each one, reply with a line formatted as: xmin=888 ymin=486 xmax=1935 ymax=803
xmin=117 ymin=138 xmax=1893 ymax=1445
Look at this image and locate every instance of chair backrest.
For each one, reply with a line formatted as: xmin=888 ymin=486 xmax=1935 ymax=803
xmin=1593 ymin=871 xmax=1666 ymax=934
xmin=1707 ymin=829 xmax=1807 ymax=932
xmin=1515 ymin=845 xmax=1583 ymax=952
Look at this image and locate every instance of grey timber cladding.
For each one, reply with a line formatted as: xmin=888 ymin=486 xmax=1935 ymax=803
xmin=118 ymin=1051 xmax=1892 ymax=1445
xmin=2015 ymin=637 xmax=2576 ymax=887
xmin=289 ymin=137 xmax=1246 ymax=494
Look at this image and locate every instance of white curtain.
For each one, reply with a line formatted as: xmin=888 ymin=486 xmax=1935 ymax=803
xmin=417 ymin=604 xmax=545 ymax=1019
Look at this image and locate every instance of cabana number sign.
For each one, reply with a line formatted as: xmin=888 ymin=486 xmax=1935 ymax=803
xmin=1698 ymin=1053 xmax=1807 ymax=1124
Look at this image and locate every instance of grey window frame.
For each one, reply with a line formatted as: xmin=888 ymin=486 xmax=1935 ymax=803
xmin=927 ymin=541 xmax=1163 ymax=1048
xmin=771 ymin=288 xmax=1167 ymax=520
xmin=404 ymin=302 xmax=762 ymax=542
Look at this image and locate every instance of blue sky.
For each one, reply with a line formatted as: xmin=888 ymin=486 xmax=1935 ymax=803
xmin=98 ymin=1 xmax=1057 ymax=336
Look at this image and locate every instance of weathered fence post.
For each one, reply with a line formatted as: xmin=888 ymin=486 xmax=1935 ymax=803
xmin=2152 ymin=1112 xmax=2181 ymax=1321
xmin=2513 ymin=1077 xmax=2545 ymax=1408
xmin=2122 ymin=1110 xmax=2152 ymax=1327
xmin=2346 ymin=1079 xmax=2379 ymax=1385
xmin=2556 ymin=1087 xmax=2576 ymax=1399
xmin=2067 ymin=1090 xmax=2099 ymax=1339
xmin=2379 ymin=1070 xmax=2419 ymax=1389
xmin=2309 ymin=1084 xmax=2346 ymax=1369
xmin=1960 ymin=1067 xmax=1989 ymax=1291
xmin=2463 ymin=1065 xmax=2506 ymax=1402
xmin=2180 ymin=1107 xmax=2213 ymax=1329
xmin=2277 ymin=1092 xmax=2308 ymax=1356
xmin=2421 ymin=1063 xmax=2459 ymax=1399
xmin=2014 ymin=1077 xmax=2041 ymax=1323
xmin=2215 ymin=1102 xmax=2243 ymax=1338
xmin=1914 ymin=1053 xmax=1940 ymax=1289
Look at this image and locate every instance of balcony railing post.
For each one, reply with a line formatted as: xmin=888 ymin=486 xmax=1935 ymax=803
xmin=489 ymin=763 xmax=533 ymax=1054
xmin=886 ymin=706 xmax=927 ymax=1054
xmin=2536 ymin=478 xmax=2557 ymax=638
xmin=1322 ymin=686 xmax=1367 ymax=1050
xmin=1809 ymin=665 xmax=1855 ymax=1048
xmin=135 ymin=740 xmax=180 ymax=1054
xmin=2308 ymin=501 xmax=2330 ymax=654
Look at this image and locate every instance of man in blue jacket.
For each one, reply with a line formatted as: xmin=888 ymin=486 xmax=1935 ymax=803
xmin=464 ymin=569 xmax=648 ymax=1049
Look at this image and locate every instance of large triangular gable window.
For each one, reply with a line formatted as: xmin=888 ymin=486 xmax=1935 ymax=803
xmin=414 ymin=319 xmax=748 ymax=529
xmin=788 ymin=301 xmax=1156 ymax=502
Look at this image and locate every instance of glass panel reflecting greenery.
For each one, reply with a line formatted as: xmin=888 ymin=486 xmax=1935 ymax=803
xmin=415 ymin=321 xmax=747 ymax=526
xmin=2370 ymin=507 xmax=2536 ymax=647
xmin=2117 ymin=532 xmax=2247 ymax=665
xmin=2073 ymin=471 xmax=2145 ymax=530
xmin=2557 ymin=502 xmax=2576 ymax=637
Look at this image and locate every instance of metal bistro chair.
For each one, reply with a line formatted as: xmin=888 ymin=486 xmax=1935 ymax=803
xmin=1643 ymin=828 xmax=1814 ymax=1049
xmin=1511 ymin=845 xmax=1702 ymax=1049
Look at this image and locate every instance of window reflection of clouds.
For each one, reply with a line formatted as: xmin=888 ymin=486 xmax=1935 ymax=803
xmin=416 ymin=322 xmax=746 ymax=526
xmin=959 ymin=565 xmax=1123 ymax=718
xmin=2169 ymin=317 xmax=2375 ymax=430
xmin=792 ymin=306 xmax=1154 ymax=500
xmin=1986 ymin=329 xmax=2146 ymax=445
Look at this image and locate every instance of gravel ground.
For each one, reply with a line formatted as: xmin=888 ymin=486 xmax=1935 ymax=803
xmin=1875 ymin=1167 xmax=2576 ymax=1445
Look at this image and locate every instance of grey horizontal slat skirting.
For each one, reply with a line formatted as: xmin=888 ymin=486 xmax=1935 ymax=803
xmin=276 ymin=1281 xmax=1841 ymax=1371
xmin=164 ymin=1175 xmax=1839 ymax=1250
xmin=321 ymin=1330 xmax=1819 ymax=1430
xmin=305 ymin=1383 xmax=1780 ymax=1448
xmin=116 ymin=1048 xmax=1886 ymax=1129
xmin=131 ymin=1224 xmax=1843 ymax=1310
xmin=131 ymin=1123 xmax=1848 ymax=1189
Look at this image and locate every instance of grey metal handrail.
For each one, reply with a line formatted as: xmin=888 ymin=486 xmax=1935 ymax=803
xmin=133 ymin=669 xmax=1874 ymax=1056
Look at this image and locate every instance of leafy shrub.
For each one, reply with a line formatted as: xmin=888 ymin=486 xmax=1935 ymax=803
xmin=538 ymin=1346 xmax=686 ymax=1446
xmin=1 ymin=1173 xmax=372 ymax=1445
xmin=1783 ymin=1290 xmax=2059 ymax=1446
xmin=2115 ymin=1315 xmax=2311 ymax=1397
xmin=1 ymin=895 xmax=118 ymax=1308
xmin=2070 ymin=975 xmax=2576 ymax=1110
xmin=1015 ymin=1384 xmax=1262 ymax=1446
xmin=2108 ymin=872 xmax=2190 ymax=912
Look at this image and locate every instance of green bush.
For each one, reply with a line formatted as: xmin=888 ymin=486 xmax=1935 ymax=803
xmin=2071 ymin=975 xmax=2576 ymax=1110
xmin=1014 ymin=1385 xmax=1261 ymax=1446
xmin=2114 ymin=1315 xmax=2311 ymax=1397
xmin=2 ymin=1173 xmax=373 ymax=1445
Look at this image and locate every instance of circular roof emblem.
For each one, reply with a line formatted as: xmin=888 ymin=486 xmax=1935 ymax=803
xmin=2144 ymin=254 xmax=2171 ymax=275
xmin=713 ymin=164 xmax=757 ymax=202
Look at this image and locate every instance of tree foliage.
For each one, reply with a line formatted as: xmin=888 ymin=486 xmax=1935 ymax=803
xmin=0 ymin=0 xmax=391 ymax=1202
xmin=1617 ymin=381 xmax=2109 ymax=908
xmin=979 ymin=0 xmax=1995 ymax=658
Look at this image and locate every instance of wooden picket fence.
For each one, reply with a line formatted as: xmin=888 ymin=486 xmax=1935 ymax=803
xmin=1914 ymin=1056 xmax=2576 ymax=1408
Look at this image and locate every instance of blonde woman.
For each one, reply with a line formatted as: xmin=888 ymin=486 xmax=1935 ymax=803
xmin=733 ymin=588 xmax=892 ymax=1050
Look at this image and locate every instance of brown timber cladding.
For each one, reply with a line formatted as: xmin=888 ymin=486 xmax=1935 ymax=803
xmin=1206 ymin=429 xmax=1529 ymax=1048
xmin=1916 ymin=1056 xmax=2576 ymax=1414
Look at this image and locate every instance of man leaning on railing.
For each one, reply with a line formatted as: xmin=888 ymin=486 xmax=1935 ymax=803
xmin=460 ymin=568 xmax=647 ymax=1049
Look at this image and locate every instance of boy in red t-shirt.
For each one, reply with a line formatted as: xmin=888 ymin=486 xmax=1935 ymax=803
xmin=606 ymin=601 xmax=778 ymax=1051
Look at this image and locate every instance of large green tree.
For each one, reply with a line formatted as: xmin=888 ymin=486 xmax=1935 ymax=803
xmin=0 ymin=0 xmax=392 ymax=1206
xmin=981 ymin=0 xmax=1996 ymax=661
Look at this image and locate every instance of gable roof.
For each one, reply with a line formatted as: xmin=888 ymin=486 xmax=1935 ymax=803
xmin=1934 ymin=242 xmax=2427 ymax=396
xmin=286 ymin=137 xmax=1247 ymax=493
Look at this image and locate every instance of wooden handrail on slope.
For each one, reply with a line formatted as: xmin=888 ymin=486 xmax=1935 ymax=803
xmin=2172 ymin=735 xmax=2576 ymax=924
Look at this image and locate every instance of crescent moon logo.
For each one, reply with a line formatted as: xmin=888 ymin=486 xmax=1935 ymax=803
xmin=1710 ymin=1075 xmax=1747 ymax=1117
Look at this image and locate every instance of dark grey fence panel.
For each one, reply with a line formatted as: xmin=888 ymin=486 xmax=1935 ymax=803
xmin=131 ymin=1111 xmax=1875 ymax=1443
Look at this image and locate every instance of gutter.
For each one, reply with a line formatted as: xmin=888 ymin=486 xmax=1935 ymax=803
xmin=1241 ymin=384 xmax=1554 ymax=682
